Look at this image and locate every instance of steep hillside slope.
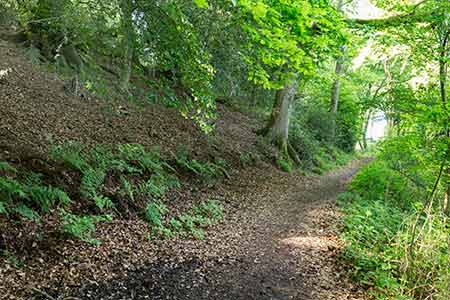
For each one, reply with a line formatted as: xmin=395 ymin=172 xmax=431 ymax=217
xmin=0 ymin=34 xmax=364 ymax=300
xmin=0 ymin=32 xmax=280 ymax=299
xmin=0 ymin=36 xmax=260 ymax=163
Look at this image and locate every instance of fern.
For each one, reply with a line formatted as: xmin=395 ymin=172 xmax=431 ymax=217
xmin=0 ymin=177 xmax=26 ymax=201
xmin=175 ymin=151 xmax=225 ymax=183
xmin=14 ymin=203 xmax=40 ymax=222
xmin=120 ymin=176 xmax=135 ymax=201
xmin=89 ymin=146 xmax=114 ymax=169
xmin=110 ymin=158 xmax=141 ymax=174
xmin=80 ymin=167 xmax=106 ymax=198
xmin=61 ymin=210 xmax=100 ymax=244
xmin=0 ymin=201 xmax=8 ymax=215
xmin=139 ymin=174 xmax=180 ymax=199
xmin=0 ymin=161 xmax=17 ymax=173
xmin=51 ymin=142 xmax=88 ymax=171
xmin=94 ymin=195 xmax=114 ymax=211
xmin=25 ymin=185 xmax=70 ymax=212
xmin=194 ymin=200 xmax=223 ymax=224
xmin=118 ymin=144 xmax=172 ymax=173
xmin=144 ymin=202 xmax=168 ymax=227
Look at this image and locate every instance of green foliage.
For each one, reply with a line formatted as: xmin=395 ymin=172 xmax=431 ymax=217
xmin=350 ymin=161 xmax=415 ymax=208
xmin=276 ymin=156 xmax=293 ymax=173
xmin=61 ymin=210 xmax=111 ymax=245
xmin=24 ymin=184 xmax=71 ymax=213
xmin=397 ymin=213 xmax=450 ymax=300
xmin=0 ymin=171 xmax=70 ymax=221
xmin=93 ymin=195 xmax=114 ymax=211
xmin=239 ymin=151 xmax=260 ymax=167
xmin=0 ymin=176 xmax=26 ymax=202
xmin=51 ymin=142 xmax=88 ymax=171
xmin=80 ymin=167 xmax=106 ymax=199
xmin=1 ymin=250 xmax=24 ymax=269
xmin=175 ymin=148 xmax=227 ymax=184
xmin=118 ymin=144 xmax=169 ymax=174
xmin=52 ymin=142 xmax=180 ymax=205
xmin=237 ymin=0 xmax=348 ymax=88
xmin=138 ymin=174 xmax=181 ymax=199
xmin=0 ymin=161 xmax=17 ymax=173
xmin=13 ymin=203 xmax=41 ymax=222
xmin=147 ymin=199 xmax=223 ymax=240
xmin=340 ymin=160 xmax=450 ymax=300
xmin=289 ymin=123 xmax=320 ymax=169
xmin=193 ymin=200 xmax=223 ymax=224
xmin=169 ymin=199 xmax=223 ymax=239
xmin=144 ymin=202 xmax=168 ymax=228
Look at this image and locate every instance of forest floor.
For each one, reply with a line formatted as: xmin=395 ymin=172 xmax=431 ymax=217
xmin=0 ymin=31 xmax=366 ymax=299
xmin=70 ymin=161 xmax=366 ymax=300
xmin=2 ymin=161 xmax=367 ymax=300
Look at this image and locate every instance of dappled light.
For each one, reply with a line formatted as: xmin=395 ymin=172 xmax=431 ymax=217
xmin=1 ymin=0 xmax=449 ymax=299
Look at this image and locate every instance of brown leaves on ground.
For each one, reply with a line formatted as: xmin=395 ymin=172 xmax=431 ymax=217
xmin=0 ymin=36 xmax=365 ymax=300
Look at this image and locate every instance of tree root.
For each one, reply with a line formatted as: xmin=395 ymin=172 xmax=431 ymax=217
xmin=287 ymin=142 xmax=301 ymax=165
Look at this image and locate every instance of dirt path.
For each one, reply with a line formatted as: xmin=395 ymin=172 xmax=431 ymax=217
xmin=73 ymin=161 xmax=365 ymax=300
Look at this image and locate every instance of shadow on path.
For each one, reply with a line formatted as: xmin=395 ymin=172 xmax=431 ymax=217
xmin=69 ymin=161 xmax=366 ymax=300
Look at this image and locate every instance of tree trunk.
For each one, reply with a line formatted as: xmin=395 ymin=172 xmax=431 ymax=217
xmin=330 ymin=57 xmax=344 ymax=115
xmin=120 ymin=43 xmax=133 ymax=94
xmin=330 ymin=0 xmax=345 ymax=142
xmin=263 ymin=75 xmax=298 ymax=152
xmin=330 ymin=54 xmax=344 ymax=141
xmin=361 ymin=110 xmax=372 ymax=150
xmin=119 ymin=0 xmax=134 ymax=94
xmin=438 ymin=29 xmax=449 ymax=215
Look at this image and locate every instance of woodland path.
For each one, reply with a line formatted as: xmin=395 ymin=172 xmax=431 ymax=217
xmin=73 ymin=161 xmax=366 ymax=300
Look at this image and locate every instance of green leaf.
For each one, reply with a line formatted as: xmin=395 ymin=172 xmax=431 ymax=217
xmin=0 ymin=202 xmax=7 ymax=215
xmin=252 ymin=2 xmax=267 ymax=19
xmin=14 ymin=204 xmax=40 ymax=222
xmin=194 ymin=0 xmax=208 ymax=8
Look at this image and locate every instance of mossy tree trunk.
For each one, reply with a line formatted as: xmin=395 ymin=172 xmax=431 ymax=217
xmin=261 ymin=74 xmax=301 ymax=164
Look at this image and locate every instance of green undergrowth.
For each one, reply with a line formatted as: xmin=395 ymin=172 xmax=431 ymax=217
xmin=0 ymin=142 xmax=227 ymax=245
xmin=276 ymin=144 xmax=354 ymax=175
xmin=338 ymin=160 xmax=450 ymax=300
xmin=311 ymin=146 xmax=354 ymax=174
xmin=175 ymin=147 xmax=229 ymax=185
xmin=146 ymin=199 xmax=223 ymax=240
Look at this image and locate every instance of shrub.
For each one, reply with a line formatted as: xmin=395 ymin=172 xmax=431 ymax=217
xmin=339 ymin=160 xmax=449 ymax=300
xmin=396 ymin=213 xmax=450 ymax=300
xmin=288 ymin=123 xmax=320 ymax=169
xmin=350 ymin=160 xmax=414 ymax=208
